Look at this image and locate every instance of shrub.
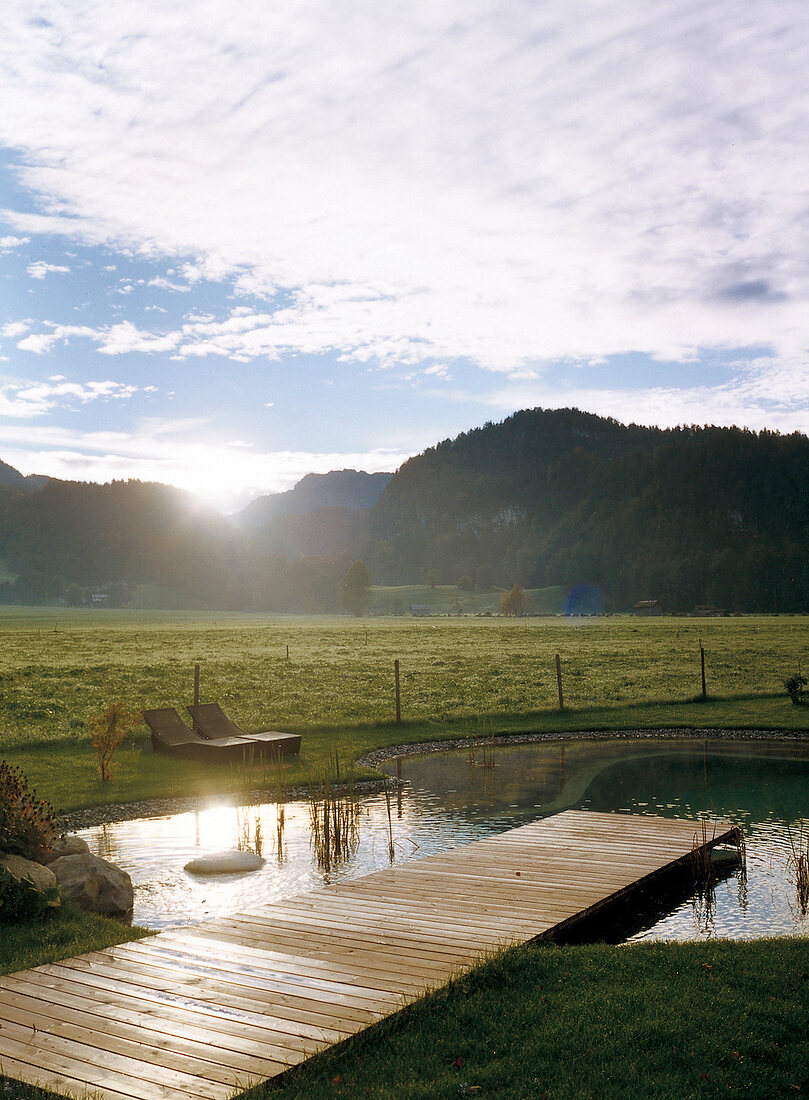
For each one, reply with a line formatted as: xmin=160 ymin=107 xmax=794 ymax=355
xmin=0 ymin=761 xmax=57 ymax=861
xmin=785 ymin=674 xmax=807 ymax=706
xmin=0 ymin=866 xmax=59 ymax=923
xmin=88 ymin=701 xmax=142 ymax=781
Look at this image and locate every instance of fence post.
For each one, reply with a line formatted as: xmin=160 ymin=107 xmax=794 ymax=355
xmin=555 ymin=653 xmax=564 ymax=710
xmin=394 ymin=659 xmax=402 ymax=724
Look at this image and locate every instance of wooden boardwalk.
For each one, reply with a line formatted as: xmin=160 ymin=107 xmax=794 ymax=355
xmin=0 ymin=810 xmax=734 ymax=1100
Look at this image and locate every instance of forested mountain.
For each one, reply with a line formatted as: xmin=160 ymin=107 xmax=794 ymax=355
xmin=232 ymin=469 xmax=388 ymax=561
xmin=235 ymin=470 xmax=391 ymax=527
xmin=0 ymin=409 xmax=806 ymax=612
xmin=367 ymin=408 xmax=809 ymax=612
xmin=0 ymin=458 xmax=48 ymax=495
xmin=0 ymin=477 xmax=355 ymax=611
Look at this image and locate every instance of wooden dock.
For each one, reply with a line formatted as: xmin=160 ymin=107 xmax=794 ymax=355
xmin=0 ymin=810 xmax=734 ymax=1100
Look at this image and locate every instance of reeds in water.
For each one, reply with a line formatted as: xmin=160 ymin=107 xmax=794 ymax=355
xmin=690 ymin=819 xmax=717 ymax=920
xmin=786 ymin=823 xmax=809 ymax=915
xmin=466 ymin=726 xmax=496 ymax=771
xmin=272 ymin=758 xmax=288 ymax=863
xmin=234 ymin=805 xmax=263 ymax=856
xmin=384 ymin=778 xmax=395 ymax=863
xmin=308 ymin=753 xmax=361 ymax=872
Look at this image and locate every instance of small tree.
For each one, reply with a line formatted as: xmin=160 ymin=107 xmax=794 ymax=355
xmin=340 ymin=560 xmax=372 ymax=617
xmin=64 ymin=583 xmax=86 ymax=607
xmin=88 ymin=702 xmax=142 ymax=782
xmin=785 ymin=674 xmax=807 ymax=706
xmin=501 ymin=583 xmax=526 ymax=617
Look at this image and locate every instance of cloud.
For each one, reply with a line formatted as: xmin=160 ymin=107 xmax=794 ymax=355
xmin=97 ymin=321 xmax=180 ymax=355
xmin=716 ymin=280 xmax=787 ymax=304
xmin=0 ymin=377 xmax=137 ymax=418
xmin=0 ymin=0 xmax=807 ymax=381
xmin=27 ymin=261 xmax=70 ymax=279
xmin=482 ymin=351 xmax=809 ymax=435
xmin=16 ymin=323 xmax=99 ymax=354
xmin=147 ymin=276 xmax=192 ymax=293
xmin=1 ymin=321 xmax=32 ymax=338
xmin=0 ymin=235 xmax=29 ymax=250
xmin=12 ymin=319 xmax=179 ymax=357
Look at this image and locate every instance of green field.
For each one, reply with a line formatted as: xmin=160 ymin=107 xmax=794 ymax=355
xmin=0 ymin=608 xmax=807 ymax=814
xmin=368 ymin=583 xmax=568 ymax=614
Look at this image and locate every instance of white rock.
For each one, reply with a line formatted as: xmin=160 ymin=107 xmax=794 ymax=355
xmin=184 ymin=849 xmax=265 ymax=874
xmin=50 ymin=852 xmax=134 ymax=916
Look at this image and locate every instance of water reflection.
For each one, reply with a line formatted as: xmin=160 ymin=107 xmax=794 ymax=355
xmin=75 ymin=738 xmax=809 ymax=940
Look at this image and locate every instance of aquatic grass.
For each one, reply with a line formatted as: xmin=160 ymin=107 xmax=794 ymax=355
xmin=307 ymin=753 xmax=361 ymax=872
xmin=786 ymin=823 xmax=809 ymax=915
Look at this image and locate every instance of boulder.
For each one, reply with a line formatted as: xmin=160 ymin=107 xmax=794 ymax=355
xmin=50 ymin=852 xmax=134 ymax=917
xmin=184 ymin=849 xmax=265 ymax=875
xmin=0 ymin=853 xmax=60 ymax=909
xmin=42 ymin=835 xmax=91 ymax=864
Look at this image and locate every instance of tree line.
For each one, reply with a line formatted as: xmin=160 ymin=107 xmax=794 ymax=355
xmin=0 ymin=408 xmax=807 ymax=613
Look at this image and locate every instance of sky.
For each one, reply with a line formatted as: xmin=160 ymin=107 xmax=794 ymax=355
xmin=1 ymin=0 xmax=808 ymax=512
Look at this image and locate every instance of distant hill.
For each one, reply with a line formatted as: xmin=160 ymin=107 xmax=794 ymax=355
xmin=0 ymin=410 xmax=806 ymax=613
xmin=0 ymin=478 xmax=244 ymax=605
xmin=235 ymin=469 xmax=391 ymax=529
xmin=232 ymin=468 xmax=390 ymax=564
xmin=366 ymin=407 xmax=809 ymax=612
xmin=0 ymin=458 xmax=48 ymax=494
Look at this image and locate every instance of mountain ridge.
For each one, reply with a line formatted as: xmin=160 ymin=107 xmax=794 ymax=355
xmin=0 ymin=408 xmax=806 ymax=613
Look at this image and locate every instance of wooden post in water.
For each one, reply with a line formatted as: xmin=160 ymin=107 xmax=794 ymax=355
xmin=555 ymin=653 xmax=564 ymax=710
xmin=394 ymin=659 xmax=402 ymax=724
xmin=700 ymin=640 xmax=707 ymax=699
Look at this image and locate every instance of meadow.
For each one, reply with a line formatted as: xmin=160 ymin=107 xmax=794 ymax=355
xmin=0 ymin=607 xmax=807 ymax=813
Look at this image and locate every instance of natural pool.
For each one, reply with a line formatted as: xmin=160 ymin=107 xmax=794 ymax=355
xmin=76 ymin=737 xmax=809 ymax=940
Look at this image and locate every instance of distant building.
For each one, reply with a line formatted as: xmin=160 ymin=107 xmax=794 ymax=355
xmin=634 ymin=600 xmax=663 ymax=616
xmin=410 ymin=604 xmax=431 ymax=616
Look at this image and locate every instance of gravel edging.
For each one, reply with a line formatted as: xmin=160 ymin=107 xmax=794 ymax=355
xmin=57 ymin=727 xmax=806 ymax=832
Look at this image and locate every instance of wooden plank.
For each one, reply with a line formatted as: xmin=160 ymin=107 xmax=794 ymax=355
xmin=0 ymin=810 xmax=733 ymax=1100
xmin=0 ymin=981 xmax=294 ymax=1077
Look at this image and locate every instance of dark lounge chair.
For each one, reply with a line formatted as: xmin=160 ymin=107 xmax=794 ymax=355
xmin=187 ymin=702 xmax=302 ymax=759
xmin=143 ymin=707 xmax=262 ymax=765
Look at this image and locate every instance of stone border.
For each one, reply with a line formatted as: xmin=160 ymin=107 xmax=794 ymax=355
xmin=57 ymin=727 xmax=806 ymax=832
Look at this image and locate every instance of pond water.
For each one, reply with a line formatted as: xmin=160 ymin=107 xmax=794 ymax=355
xmin=76 ymin=738 xmax=809 ymax=941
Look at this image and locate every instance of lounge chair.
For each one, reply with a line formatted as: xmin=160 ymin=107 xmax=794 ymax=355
xmin=143 ymin=707 xmax=263 ymax=765
xmin=187 ymin=702 xmax=302 ymax=759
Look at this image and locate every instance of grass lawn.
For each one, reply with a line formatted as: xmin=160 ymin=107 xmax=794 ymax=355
xmin=0 ymin=902 xmax=150 ymax=977
xmin=248 ymin=938 xmax=809 ymax=1100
